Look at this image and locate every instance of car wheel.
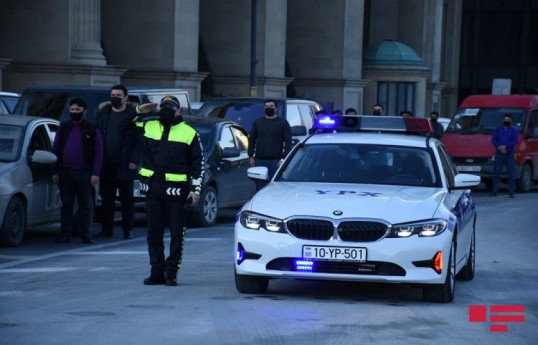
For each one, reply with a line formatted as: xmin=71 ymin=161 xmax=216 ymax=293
xmin=235 ymin=268 xmax=269 ymax=294
xmin=192 ymin=186 xmax=218 ymax=227
xmin=456 ymin=224 xmax=475 ymax=281
xmin=423 ymin=240 xmax=456 ymax=303
xmin=516 ymin=164 xmax=532 ymax=193
xmin=0 ymin=197 xmax=27 ymax=247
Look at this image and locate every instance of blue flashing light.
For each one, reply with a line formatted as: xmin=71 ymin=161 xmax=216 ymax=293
xmin=236 ymin=243 xmax=245 ymax=265
xmin=313 ymin=115 xmax=338 ymax=130
xmin=295 ymin=260 xmax=314 ymax=272
xmin=311 ymin=115 xmax=431 ymax=134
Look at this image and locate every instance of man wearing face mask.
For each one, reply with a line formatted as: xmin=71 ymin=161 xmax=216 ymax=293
xmin=428 ymin=111 xmax=444 ymax=139
xmin=94 ymin=84 xmax=140 ymax=239
xmin=491 ymin=114 xmax=519 ymax=198
xmin=51 ymin=98 xmax=103 ymax=244
xmin=372 ymin=103 xmax=384 ymax=116
xmin=135 ymin=95 xmax=204 ymax=286
xmin=248 ymin=99 xmax=292 ymax=191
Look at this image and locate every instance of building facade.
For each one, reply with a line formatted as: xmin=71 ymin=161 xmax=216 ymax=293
xmin=0 ymin=0 xmax=536 ymax=118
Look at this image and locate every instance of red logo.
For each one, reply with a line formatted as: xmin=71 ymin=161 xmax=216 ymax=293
xmin=469 ymin=305 xmax=525 ymax=332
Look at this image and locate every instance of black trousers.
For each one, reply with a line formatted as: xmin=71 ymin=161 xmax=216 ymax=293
xmin=99 ymin=162 xmax=134 ymax=235
xmin=58 ymin=169 xmax=92 ymax=237
xmin=145 ymin=196 xmax=188 ymax=278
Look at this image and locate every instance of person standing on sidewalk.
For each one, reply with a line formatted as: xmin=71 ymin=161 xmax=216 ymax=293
xmin=94 ymin=84 xmax=140 ymax=239
xmin=135 ymin=95 xmax=204 ymax=286
xmin=52 ymin=98 xmax=103 ymax=244
xmin=248 ymin=99 xmax=292 ymax=191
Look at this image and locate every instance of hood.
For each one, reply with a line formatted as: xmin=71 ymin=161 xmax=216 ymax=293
xmin=441 ymin=133 xmax=495 ymax=157
xmin=247 ymin=182 xmax=445 ymax=224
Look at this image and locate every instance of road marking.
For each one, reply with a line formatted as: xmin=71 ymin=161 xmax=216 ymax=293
xmin=0 ymin=236 xmax=224 ymax=269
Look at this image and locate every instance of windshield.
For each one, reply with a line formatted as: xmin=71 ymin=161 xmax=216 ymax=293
xmin=278 ymin=143 xmax=440 ymax=187
xmin=0 ymin=124 xmax=24 ymax=162
xmin=13 ymin=91 xmax=108 ymax=123
xmin=446 ymin=107 xmax=526 ymax=134
xmin=198 ymin=101 xmax=283 ymax=132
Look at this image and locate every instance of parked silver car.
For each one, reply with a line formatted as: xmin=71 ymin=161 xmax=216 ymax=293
xmin=0 ymin=115 xmax=60 ymax=246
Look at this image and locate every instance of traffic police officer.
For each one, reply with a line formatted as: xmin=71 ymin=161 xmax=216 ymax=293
xmin=135 ymin=95 xmax=204 ymax=286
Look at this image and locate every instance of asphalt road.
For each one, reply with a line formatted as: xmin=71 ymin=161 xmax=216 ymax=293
xmin=0 ymin=188 xmax=537 ymax=345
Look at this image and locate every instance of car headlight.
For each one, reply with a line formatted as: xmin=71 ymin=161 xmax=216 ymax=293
xmin=239 ymin=211 xmax=285 ymax=233
xmin=388 ymin=219 xmax=447 ymax=238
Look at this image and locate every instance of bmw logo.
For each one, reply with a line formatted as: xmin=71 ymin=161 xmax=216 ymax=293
xmin=333 ymin=210 xmax=343 ymax=216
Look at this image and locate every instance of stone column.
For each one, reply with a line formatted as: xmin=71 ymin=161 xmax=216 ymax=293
xmin=70 ymin=0 xmax=106 ymax=66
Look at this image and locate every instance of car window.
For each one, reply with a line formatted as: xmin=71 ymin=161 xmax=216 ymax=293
xmin=447 ymin=107 xmax=526 ymax=134
xmin=286 ymin=104 xmax=302 ymax=127
xmin=231 ymin=125 xmax=249 ymax=151
xmin=29 ymin=125 xmax=52 ymax=154
xmin=279 ymin=143 xmax=439 ymax=187
xmin=0 ymin=124 xmax=23 ymax=162
xmin=221 ymin=103 xmax=265 ymax=131
xmin=13 ymin=92 xmax=107 ymax=123
xmin=298 ymin=104 xmax=315 ymax=129
xmin=218 ymin=125 xmax=236 ymax=150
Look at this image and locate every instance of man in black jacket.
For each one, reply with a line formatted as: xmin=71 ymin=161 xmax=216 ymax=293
xmin=94 ymin=84 xmax=141 ymax=239
xmin=52 ymin=98 xmax=103 ymax=244
xmin=248 ymin=99 xmax=292 ymax=191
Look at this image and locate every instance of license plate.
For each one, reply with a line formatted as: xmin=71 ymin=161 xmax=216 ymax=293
xmin=457 ymin=165 xmax=481 ymax=172
xmin=303 ymin=245 xmax=366 ymax=262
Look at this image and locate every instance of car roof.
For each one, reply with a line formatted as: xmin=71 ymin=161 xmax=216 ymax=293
xmin=0 ymin=91 xmax=20 ymax=97
xmin=182 ymin=114 xmax=242 ymax=128
xmin=0 ymin=114 xmax=59 ymax=126
xmin=460 ymin=94 xmax=538 ymax=108
xmin=201 ymin=97 xmax=318 ymax=104
xmin=303 ymin=132 xmax=431 ymax=148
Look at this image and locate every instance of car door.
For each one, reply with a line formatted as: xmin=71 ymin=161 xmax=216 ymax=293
xmin=215 ymin=124 xmax=255 ymax=206
xmin=27 ymin=122 xmax=61 ymax=223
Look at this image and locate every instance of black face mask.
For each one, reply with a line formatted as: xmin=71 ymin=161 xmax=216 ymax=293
xmin=503 ymin=121 xmax=511 ymax=127
xmin=159 ymin=108 xmax=176 ymax=125
xmin=110 ymin=97 xmax=123 ymax=108
xmin=264 ymin=108 xmax=276 ymax=117
xmin=373 ymin=110 xmax=381 ymax=116
xmin=431 ymin=118 xmax=438 ymax=123
xmin=70 ymin=112 xmax=84 ymax=122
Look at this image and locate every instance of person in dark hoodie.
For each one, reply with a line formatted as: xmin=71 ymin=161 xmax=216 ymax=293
xmin=94 ymin=84 xmax=141 ymax=239
xmin=135 ymin=95 xmax=204 ymax=287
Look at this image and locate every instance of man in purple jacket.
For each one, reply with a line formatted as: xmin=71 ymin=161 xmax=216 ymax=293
xmin=490 ymin=114 xmax=519 ymax=198
xmin=52 ymin=98 xmax=103 ymax=244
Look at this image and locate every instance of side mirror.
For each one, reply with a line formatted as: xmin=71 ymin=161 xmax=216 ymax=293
xmin=31 ymin=150 xmax=57 ymax=164
xmin=451 ymin=173 xmax=481 ymax=190
xmin=247 ymin=166 xmax=269 ymax=181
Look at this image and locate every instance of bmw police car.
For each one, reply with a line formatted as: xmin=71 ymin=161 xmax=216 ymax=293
xmin=234 ymin=115 xmax=481 ymax=303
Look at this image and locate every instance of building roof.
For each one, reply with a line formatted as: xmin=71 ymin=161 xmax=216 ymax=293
xmin=363 ymin=39 xmax=423 ymax=65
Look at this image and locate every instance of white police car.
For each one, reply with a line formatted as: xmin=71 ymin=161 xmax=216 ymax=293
xmin=234 ymin=115 xmax=481 ymax=302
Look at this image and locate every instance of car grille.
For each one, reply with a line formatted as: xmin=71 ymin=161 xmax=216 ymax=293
xmin=452 ymin=157 xmax=490 ymax=164
xmin=266 ymin=258 xmax=406 ymax=276
xmin=286 ymin=219 xmax=334 ymax=241
xmin=286 ymin=219 xmax=388 ymax=242
xmin=338 ymin=221 xmax=388 ymax=242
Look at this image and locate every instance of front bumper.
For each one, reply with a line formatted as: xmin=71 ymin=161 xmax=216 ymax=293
xmin=234 ymin=223 xmax=453 ymax=285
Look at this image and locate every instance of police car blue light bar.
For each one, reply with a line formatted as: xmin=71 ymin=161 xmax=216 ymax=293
xmin=312 ymin=115 xmax=432 ymax=134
